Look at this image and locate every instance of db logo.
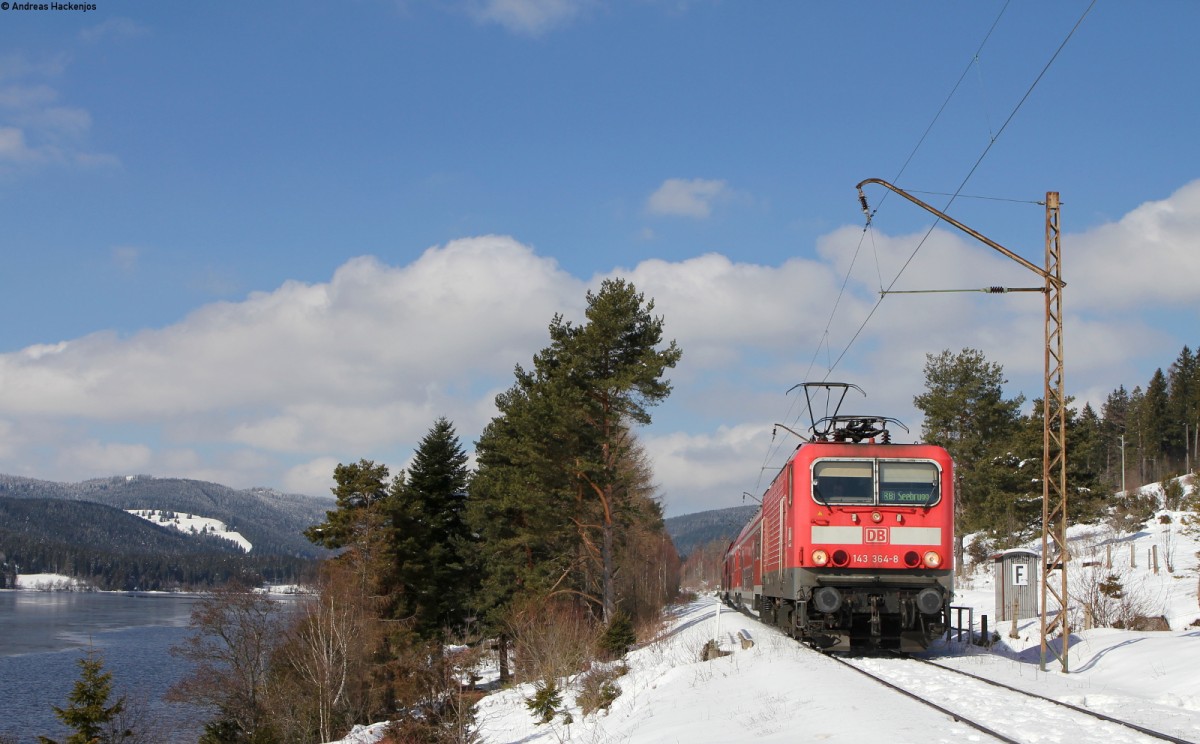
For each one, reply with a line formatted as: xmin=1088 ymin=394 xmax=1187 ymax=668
xmin=865 ymin=527 xmax=889 ymax=543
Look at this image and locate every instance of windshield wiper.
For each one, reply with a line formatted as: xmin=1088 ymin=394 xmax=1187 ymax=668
xmin=921 ymin=485 xmax=938 ymax=509
xmin=813 ymin=482 xmax=829 ymax=507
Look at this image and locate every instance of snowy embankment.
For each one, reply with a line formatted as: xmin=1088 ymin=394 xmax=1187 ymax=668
xmin=467 ymin=596 xmax=1200 ymax=743
xmin=329 ymin=488 xmax=1200 ymax=743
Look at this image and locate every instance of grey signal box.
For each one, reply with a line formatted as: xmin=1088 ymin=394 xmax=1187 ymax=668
xmin=994 ymin=548 xmax=1039 ymax=621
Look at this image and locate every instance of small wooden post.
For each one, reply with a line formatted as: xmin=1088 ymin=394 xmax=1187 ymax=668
xmin=1152 ymin=545 xmax=1160 ymax=574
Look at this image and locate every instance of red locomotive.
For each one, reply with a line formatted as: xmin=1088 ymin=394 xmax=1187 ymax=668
xmin=723 ymin=383 xmax=954 ymax=651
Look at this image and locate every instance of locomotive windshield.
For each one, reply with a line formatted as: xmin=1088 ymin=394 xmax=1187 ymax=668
xmin=812 ymin=461 xmax=874 ymax=504
xmin=879 ymin=461 xmax=939 ymax=506
xmin=812 ymin=459 xmax=940 ymax=506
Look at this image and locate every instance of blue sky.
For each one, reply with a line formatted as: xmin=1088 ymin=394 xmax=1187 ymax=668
xmin=1 ymin=1 xmax=1198 ymax=515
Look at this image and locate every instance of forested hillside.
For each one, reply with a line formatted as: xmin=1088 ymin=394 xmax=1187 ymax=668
xmin=0 ymin=473 xmax=330 ymax=558
xmin=664 ymin=504 xmax=755 ymax=558
xmin=0 ymin=497 xmax=314 ymax=590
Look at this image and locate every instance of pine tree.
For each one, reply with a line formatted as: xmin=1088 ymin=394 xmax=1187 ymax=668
xmin=914 ymin=348 xmax=1024 ymax=557
xmin=1167 ymin=346 xmax=1198 ymax=472
xmin=469 ymin=278 xmax=681 ymax=678
xmin=1101 ymin=384 xmax=1132 ymax=489
xmin=540 ymin=278 xmax=681 ymax=621
xmin=469 ymin=373 xmax=581 ymax=681
xmin=971 ymin=398 xmax=1105 ymax=546
xmin=1140 ymin=370 xmax=1170 ymax=482
xmin=304 ymin=459 xmax=394 ymax=596
xmin=40 ymin=651 xmax=131 ymax=744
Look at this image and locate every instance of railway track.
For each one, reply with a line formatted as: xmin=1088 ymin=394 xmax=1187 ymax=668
xmin=824 ymin=650 xmax=1192 ymax=744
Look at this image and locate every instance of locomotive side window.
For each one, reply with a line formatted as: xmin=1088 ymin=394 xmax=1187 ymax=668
xmin=879 ymin=461 xmax=940 ymax=506
xmin=812 ymin=461 xmax=874 ymax=504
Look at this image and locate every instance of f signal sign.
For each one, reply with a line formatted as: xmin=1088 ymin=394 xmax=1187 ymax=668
xmin=865 ymin=527 xmax=889 ymax=544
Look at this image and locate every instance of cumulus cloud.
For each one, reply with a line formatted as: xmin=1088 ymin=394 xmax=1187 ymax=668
xmin=645 ymin=178 xmax=730 ymax=219
xmin=467 ymin=0 xmax=588 ymax=36
xmin=0 ymin=235 xmax=582 ymax=491
xmin=0 ymin=185 xmax=1196 ymax=511
xmin=1068 ymin=180 xmax=1200 ymax=310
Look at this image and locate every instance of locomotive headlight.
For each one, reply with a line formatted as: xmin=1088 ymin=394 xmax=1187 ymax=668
xmin=812 ymin=549 xmax=829 ymax=566
xmin=923 ymin=550 xmax=943 ymax=568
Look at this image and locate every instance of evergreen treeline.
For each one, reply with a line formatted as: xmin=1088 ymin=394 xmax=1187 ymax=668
xmin=1096 ymin=345 xmax=1200 ymax=487
xmin=914 ymin=346 xmax=1200 ymax=562
xmin=0 ymin=497 xmax=314 ymax=590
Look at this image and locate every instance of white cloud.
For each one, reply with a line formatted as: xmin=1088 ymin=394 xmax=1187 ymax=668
xmin=112 ymin=246 xmax=140 ymax=273
xmin=284 ymin=457 xmax=342 ymax=499
xmin=0 ymin=56 xmax=117 ymax=171
xmin=79 ymin=18 xmax=150 ymax=43
xmin=0 ymin=235 xmax=578 ymax=419
xmin=0 ymin=236 xmax=581 ymax=491
xmin=467 ymin=0 xmax=588 ymax=36
xmin=646 ymin=178 xmax=730 ymax=219
xmin=58 ymin=440 xmax=153 ymax=475
xmin=1069 ymin=180 xmax=1200 ymax=310
xmin=0 ymin=126 xmax=36 ymax=162
xmin=1 ymin=183 xmax=1197 ymax=511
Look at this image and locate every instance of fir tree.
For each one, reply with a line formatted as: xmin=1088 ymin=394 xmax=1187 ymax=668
xmin=387 ymin=417 xmax=477 ymax=639
xmin=40 ymin=650 xmax=131 ymax=744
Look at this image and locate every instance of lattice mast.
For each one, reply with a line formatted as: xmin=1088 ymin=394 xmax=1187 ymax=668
xmin=1040 ymin=192 xmax=1069 ymax=672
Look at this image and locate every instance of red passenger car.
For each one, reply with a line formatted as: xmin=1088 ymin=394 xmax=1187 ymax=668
xmin=723 ymin=383 xmax=954 ymax=651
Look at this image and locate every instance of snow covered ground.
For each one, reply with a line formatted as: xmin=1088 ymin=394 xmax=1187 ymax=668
xmin=12 ymin=573 xmax=93 ymax=591
xmin=329 ymin=485 xmax=1200 ymax=744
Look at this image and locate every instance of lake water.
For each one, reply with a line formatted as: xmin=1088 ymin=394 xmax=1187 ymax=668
xmin=0 ymin=591 xmax=209 ymax=743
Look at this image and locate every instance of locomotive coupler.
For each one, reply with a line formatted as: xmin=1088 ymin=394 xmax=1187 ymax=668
xmin=869 ymin=595 xmax=882 ymax=639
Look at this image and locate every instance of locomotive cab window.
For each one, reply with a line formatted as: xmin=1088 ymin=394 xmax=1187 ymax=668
xmin=812 ymin=459 xmax=940 ymax=506
xmin=812 ymin=461 xmax=874 ymax=504
xmin=879 ymin=461 xmax=939 ymax=506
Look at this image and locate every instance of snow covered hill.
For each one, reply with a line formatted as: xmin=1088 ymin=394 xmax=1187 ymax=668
xmin=127 ymin=508 xmax=253 ymax=552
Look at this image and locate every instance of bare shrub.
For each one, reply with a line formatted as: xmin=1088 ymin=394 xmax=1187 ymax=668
xmin=272 ymin=565 xmax=380 ymax=743
xmin=167 ymin=583 xmax=286 ymax=739
xmin=576 ymin=663 xmax=627 ymax=716
xmin=1159 ymin=519 xmax=1177 ymax=573
xmin=504 ymin=597 xmax=597 ymax=685
xmin=1072 ymin=564 xmax=1158 ymax=630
